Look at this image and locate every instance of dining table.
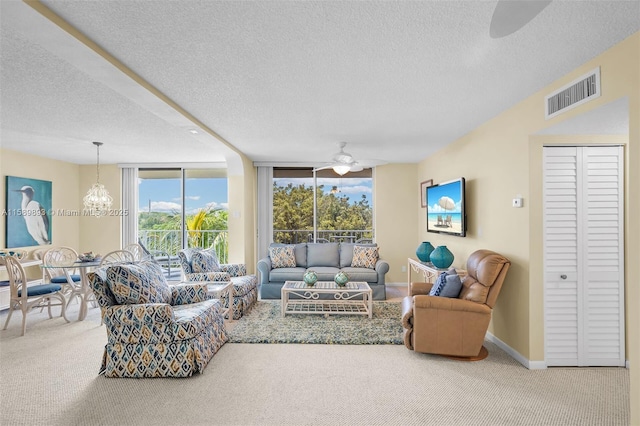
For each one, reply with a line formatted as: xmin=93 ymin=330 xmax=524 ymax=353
xmin=42 ymin=259 xmax=102 ymax=321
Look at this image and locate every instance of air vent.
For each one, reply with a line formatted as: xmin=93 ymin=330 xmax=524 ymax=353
xmin=545 ymin=67 xmax=600 ymax=119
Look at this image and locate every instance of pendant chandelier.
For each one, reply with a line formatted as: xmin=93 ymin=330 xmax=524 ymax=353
xmin=83 ymin=141 xmax=112 ymax=217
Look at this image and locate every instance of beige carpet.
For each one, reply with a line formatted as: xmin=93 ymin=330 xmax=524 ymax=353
xmin=0 ymin=302 xmax=630 ymax=426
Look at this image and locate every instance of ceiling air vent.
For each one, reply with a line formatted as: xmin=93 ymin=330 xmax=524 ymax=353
xmin=545 ymin=67 xmax=600 ymax=120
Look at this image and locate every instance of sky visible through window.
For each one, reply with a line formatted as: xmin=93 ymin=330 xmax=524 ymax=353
xmin=138 ymin=178 xmax=228 ymax=214
xmin=274 ymin=177 xmax=372 ymax=204
xmin=138 ymin=176 xmax=371 ymax=214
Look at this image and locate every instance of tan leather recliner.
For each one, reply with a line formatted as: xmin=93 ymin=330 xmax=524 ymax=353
xmin=401 ymin=249 xmax=510 ymax=360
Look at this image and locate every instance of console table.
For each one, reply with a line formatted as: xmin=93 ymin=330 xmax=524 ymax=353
xmin=407 ymin=258 xmax=467 ymax=293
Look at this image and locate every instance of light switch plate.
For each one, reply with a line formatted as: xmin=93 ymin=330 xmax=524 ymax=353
xmin=512 ymin=198 xmax=523 ymax=208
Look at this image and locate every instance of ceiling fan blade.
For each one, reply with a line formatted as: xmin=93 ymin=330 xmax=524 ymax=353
xmin=490 ymin=0 xmax=552 ymax=39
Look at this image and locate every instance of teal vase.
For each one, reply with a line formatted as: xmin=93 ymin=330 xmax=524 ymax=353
xmin=430 ymin=246 xmax=454 ymax=269
xmin=416 ymin=241 xmax=435 ymax=262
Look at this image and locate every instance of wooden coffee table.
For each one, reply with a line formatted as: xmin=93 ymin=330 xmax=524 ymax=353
xmin=281 ymin=281 xmax=372 ymax=318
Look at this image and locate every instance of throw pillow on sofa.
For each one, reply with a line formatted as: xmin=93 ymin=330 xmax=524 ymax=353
xmin=106 ymin=262 xmax=171 ymax=305
xmin=192 ymin=250 xmax=221 ymax=273
xmin=269 ymin=245 xmax=297 ymax=268
xmin=351 ymin=245 xmax=378 ymax=269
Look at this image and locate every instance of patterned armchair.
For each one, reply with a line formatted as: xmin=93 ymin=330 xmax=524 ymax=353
xmin=178 ymin=248 xmax=257 ymax=320
xmin=87 ymin=260 xmax=227 ymax=378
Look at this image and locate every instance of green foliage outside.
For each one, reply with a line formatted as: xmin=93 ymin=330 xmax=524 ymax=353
xmin=273 ymin=182 xmax=372 ymax=244
xmin=138 ymin=208 xmax=228 ymax=260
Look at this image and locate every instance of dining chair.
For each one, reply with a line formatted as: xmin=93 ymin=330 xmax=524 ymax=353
xmin=42 ymin=246 xmax=82 ymax=298
xmin=2 ymin=256 xmax=69 ymax=336
xmin=100 ymin=250 xmax=135 ymax=266
xmin=123 ymin=243 xmax=147 ymax=261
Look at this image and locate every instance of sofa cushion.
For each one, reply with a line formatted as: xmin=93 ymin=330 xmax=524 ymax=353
xmin=269 ymin=267 xmax=306 ymax=282
xmin=307 ymin=243 xmax=339 ymax=268
xmin=340 ymin=267 xmax=378 ymax=283
xmin=351 ymin=245 xmax=378 ymax=269
xmin=191 ymin=250 xmax=221 ymax=273
xmin=88 ymin=268 xmax=117 ymax=307
xmin=310 ymin=266 xmax=342 ymax=281
xmin=107 ymin=262 xmax=172 ymax=305
xmin=230 ymin=275 xmax=258 ymax=296
xmin=172 ymin=299 xmax=220 ymax=338
xmin=459 ymin=276 xmax=490 ymax=303
xmin=270 ymin=243 xmax=307 ymax=268
xmin=269 ymin=245 xmax=297 ymax=268
xmin=339 ymin=243 xmax=377 ymax=267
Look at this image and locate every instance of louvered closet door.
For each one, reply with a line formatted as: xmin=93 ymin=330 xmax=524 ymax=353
xmin=543 ymin=146 xmax=624 ymax=367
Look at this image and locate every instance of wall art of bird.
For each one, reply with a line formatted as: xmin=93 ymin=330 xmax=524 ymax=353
xmin=14 ymin=185 xmax=50 ymax=245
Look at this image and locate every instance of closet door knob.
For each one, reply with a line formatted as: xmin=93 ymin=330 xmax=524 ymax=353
xmin=560 ymin=274 xmax=567 ymax=280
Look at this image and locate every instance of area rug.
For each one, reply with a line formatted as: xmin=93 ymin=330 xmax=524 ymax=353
xmin=228 ymin=300 xmax=403 ymax=344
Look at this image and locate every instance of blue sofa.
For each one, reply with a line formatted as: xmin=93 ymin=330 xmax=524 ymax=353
xmin=257 ymin=242 xmax=389 ymax=300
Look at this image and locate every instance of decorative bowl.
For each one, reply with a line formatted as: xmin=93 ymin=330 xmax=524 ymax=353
xmin=78 ymin=252 xmax=100 ymax=262
xmin=334 ymin=271 xmax=349 ymax=287
xmin=303 ymin=270 xmax=318 ymax=286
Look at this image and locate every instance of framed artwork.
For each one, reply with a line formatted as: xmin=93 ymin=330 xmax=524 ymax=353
xmin=5 ymin=176 xmax=52 ymax=248
xmin=420 ymin=179 xmax=433 ymax=208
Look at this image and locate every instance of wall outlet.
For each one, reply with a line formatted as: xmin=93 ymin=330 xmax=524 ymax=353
xmin=512 ymin=198 xmax=523 ymax=208
xmin=401 ymin=265 xmax=407 ymax=272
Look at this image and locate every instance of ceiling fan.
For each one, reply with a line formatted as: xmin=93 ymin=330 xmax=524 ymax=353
xmin=490 ymin=0 xmax=552 ymax=38
xmin=314 ymin=142 xmax=385 ymax=176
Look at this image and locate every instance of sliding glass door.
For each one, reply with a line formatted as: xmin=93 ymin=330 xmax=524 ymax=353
xmin=138 ymin=168 xmax=228 ymax=262
xmin=183 ymin=169 xmax=229 ymax=262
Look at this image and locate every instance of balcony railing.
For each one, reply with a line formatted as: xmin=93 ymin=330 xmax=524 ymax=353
xmin=138 ymin=228 xmax=373 ymax=265
xmin=138 ymin=229 xmax=229 ymax=264
xmin=273 ymin=229 xmax=374 ymax=244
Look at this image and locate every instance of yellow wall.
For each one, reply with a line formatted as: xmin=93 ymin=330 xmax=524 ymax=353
xmin=78 ymin=163 xmax=122 ymax=256
xmin=227 ymin=155 xmax=257 ymax=273
xmin=374 ymin=164 xmax=419 ymax=284
xmin=418 ymin=32 xmax=639 ymax=423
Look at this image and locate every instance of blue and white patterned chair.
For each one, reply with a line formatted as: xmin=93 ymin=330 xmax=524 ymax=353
xmin=87 ymin=260 xmax=227 ymax=378
xmin=178 ymin=248 xmax=257 ymax=320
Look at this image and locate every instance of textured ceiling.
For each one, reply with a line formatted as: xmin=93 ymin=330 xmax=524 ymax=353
xmin=0 ymin=1 xmax=638 ymax=166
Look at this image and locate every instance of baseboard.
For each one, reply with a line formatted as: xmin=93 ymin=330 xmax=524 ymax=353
xmin=485 ymin=332 xmax=547 ymax=370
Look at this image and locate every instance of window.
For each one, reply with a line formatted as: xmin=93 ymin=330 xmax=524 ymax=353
xmin=272 ymin=167 xmax=373 ymax=244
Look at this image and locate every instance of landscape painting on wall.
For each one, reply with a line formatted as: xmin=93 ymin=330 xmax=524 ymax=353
xmin=5 ymin=176 xmax=52 ymax=248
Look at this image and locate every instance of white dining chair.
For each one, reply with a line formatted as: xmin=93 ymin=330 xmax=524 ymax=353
xmin=2 ymin=256 xmax=69 ymax=336
xmin=42 ymin=246 xmax=82 ymax=300
xmin=123 ymin=243 xmax=147 ymax=261
xmin=100 ymin=250 xmax=135 ymax=266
